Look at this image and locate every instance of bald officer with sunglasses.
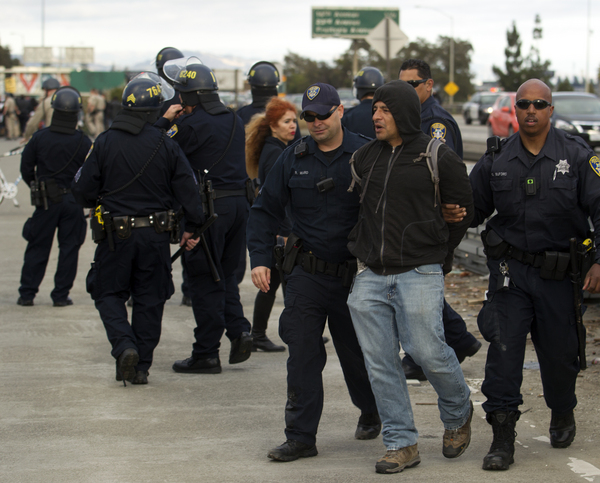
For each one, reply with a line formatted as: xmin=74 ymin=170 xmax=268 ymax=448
xmin=399 ymin=58 xmax=463 ymax=158
xmin=465 ymin=79 xmax=600 ymax=470
xmin=247 ymin=83 xmax=379 ymax=462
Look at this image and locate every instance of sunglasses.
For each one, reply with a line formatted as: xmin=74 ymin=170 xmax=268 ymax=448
xmin=406 ymin=79 xmax=429 ymax=88
xmin=301 ymin=105 xmax=339 ymax=122
xmin=515 ymin=99 xmax=552 ymax=110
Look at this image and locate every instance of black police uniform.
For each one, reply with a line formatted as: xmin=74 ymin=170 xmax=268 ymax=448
xmin=421 ymin=95 xmax=463 ymax=158
xmin=470 ymin=127 xmax=600 ymax=415
xmin=342 ymin=98 xmax=375 ymax=138
xmin=71 ymin=114 xmax=204 ymax=373
xmin=247 ymin=130 xmax=378 ymax=446
xmin=19 ymin=128 xmax=92 ymax=304
xmin=156 ymin=104 xmax=252 ymax=361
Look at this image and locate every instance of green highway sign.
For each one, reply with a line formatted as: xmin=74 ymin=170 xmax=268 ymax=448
xmin=312 ymin=7 xmax=399 ymax=39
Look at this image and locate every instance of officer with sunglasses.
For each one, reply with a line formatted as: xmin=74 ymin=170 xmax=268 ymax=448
xmin=398 ymin=59 xmax=481 ymax=382
xmin=399 ymin=59 xmax=463 ymax=158
xmin=465 ymin=79 xmax=600 ymax=471
xmin=247 ymin=83 xmax=379 ymax=462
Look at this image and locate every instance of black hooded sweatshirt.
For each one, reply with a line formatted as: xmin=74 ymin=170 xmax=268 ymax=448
xmin=347 ymin=80 xmax=474 ymax=274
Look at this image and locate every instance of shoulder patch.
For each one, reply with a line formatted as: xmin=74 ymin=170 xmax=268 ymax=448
xmin=430 ymin=123 xmax=447 ymax=140
xmin=590 ymin=156 xmax=600 ymax=177
xmin=166 ymin=124 xmax=178 ymax=138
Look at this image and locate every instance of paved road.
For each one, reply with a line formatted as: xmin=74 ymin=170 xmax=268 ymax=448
xmin=1 ymin=137 xmax=599 ymax=483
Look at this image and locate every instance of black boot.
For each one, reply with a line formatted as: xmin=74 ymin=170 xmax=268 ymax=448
xmin=482 ymin=411 xmax=519 ymax=471
xmin=251 ymin=332 xmax=286 ymax=352
xmin=550 ymin=410 xmax=576 ymax=448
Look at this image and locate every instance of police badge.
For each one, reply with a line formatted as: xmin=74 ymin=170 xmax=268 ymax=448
xmin=307 ymin=85 xmax=320 ymax=101
xmin=590 ymin=156 xmax=600 ymax=177
xmin=430 ymin=123 xmax=447 ymax=140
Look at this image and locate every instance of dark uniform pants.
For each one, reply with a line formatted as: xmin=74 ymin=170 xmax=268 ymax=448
xmin=19 ymin=194 xmax=86 ymax=302
xmin=184 ymin=196 xmax=251 ymax=358
xmin=87 ymin=229 xmax=174 ymax=372
xmin=479 ymin=258 xmax=579 ymax=415
xmin=280 ymin=265 xmax=378 ymax=446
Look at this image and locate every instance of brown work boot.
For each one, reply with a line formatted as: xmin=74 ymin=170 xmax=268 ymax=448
xmin=375 ymin=444 xmax=421 ymax=474
xmin=443 ymin=401 xmax=473 ymax=458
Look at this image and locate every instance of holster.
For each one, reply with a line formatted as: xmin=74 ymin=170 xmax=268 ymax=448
xmin=169 ymin=209 xmax=183 ymax=244
xmin=44 ymin=178 xmax=64 ymax=204
xmin=282 ymin=233 xmax=302 ymax=275
xmin=30 ymin=180 xmax=44 ymax=207
xmin=539 ymin=251 xmax=571 ymax=281
xmin=340 ymin=259 xmax=358 ymax=288
xmin=481 ymin=228 xmax=509 ymax=259
xmin=90 ymin=205 xmax=106 ymax=243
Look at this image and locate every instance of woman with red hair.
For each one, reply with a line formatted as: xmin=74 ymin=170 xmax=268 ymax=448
xmin=245 ymin=97 xmax=297 ymax=352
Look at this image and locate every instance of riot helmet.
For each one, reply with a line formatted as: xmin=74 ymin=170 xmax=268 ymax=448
xmin=247 ymin=61 xmax=279 ymax=88
xmin=42 ymin=77 xmax=61 ymax=91
xmin=51 ymin=86 xmax=82 ymax=112
xmin=155 ymin=47 xmax=184 ymax=81
xmin=121 ymin=72 xmax=175 ymax=111
xmin=353 ymin=67 xmax=384 ymax=100
xmin=163 ymin=57 xmax=216 ymax=92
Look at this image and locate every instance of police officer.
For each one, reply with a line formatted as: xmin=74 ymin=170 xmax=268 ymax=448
xmin=157 ymin=58 xmax=253 ymax=374
xmin=248 ymin=83 xmax=380 ymax=462
xmin=154 ymin=46 xmax=192 ymax=306
xmin=71 ymin=73 xmax=204 ymax=385
xmin=23 ymin=77 xmax=61 ymax=141
xmin=467 ymin=79 xmax=600 ymax=470
xmin=399 ymin=59 xmax=463 ymax=158
xmin=155 ymin=47 xmax=185 ymax=117
xmin=399 ymin=58 xmax=480 ymax=380
xmin=18 ymin=86 xmax=92 ymax=307
xmin=237 ymin=61 xmax=280 ymax=125
xmin=341 ymin=66 xmax=384 ymax=138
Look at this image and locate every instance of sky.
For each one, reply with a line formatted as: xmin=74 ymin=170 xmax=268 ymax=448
xmin=1 ymin=0 xmax=598 ymax=86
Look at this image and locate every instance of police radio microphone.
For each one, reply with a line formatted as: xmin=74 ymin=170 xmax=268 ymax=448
xmin=486 ymin=136 xmax=501 ymax=161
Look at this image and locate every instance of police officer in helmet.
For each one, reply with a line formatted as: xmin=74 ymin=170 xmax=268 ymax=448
xmin=155 ymin=47 xmax=186 ymax=118
xmin=18 ymin=86 xmax=92 ymax=307
xmin=158 ymin=57 xmax=253 ymax=374
xmin=72 ymin=72 xmax=204 ymax=386
xmin=237 ymin=61 xmax=280 ymax=125
xmin=23 ymin=77 xmax=62 ymax=140
xmin=341 ymin=66 xmax=384 ymax=138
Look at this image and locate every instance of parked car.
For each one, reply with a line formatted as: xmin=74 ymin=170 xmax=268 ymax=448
xmin=552 ymin=92 xmax=600 ymax=148
xmin=487 ymin=92 xmax=518 ymax=138
xmin=337 ymin=88 xmax=359 ymax=109
xmin=462 ymin=92 xmax=503 ymax=125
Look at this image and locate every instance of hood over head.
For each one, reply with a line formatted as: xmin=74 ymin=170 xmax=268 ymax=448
xmin=372 ymin=80 xmax=422 ymax=144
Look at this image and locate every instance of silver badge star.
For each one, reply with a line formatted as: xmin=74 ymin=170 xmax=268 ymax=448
xmin=556 ymin=159 xmax=570 ymax=175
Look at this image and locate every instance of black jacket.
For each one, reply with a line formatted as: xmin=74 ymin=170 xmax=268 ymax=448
xmin=347 ymin=80 xmax=473 ymax=274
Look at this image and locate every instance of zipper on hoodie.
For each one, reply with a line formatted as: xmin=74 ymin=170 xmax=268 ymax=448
xmin=378 ymin=145 xmax=398 ymax=274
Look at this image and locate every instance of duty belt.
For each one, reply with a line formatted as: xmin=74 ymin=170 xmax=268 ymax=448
xmin=213 ymin=188 xmax=246 ymax=199
xmin=506 ymin=246 xmax=544 ymax=268
xmin=295 ymin=252 xmax=355 ymax=278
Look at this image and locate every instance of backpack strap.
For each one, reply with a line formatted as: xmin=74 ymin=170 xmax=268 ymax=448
xmin=414 ymin=138 xmax=443 ymax=207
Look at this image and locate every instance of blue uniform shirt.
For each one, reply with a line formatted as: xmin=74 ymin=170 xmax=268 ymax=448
xmin=470 ymin=127 xmax=600 ymax=262
xmin=421 ymin=96 xmax=463 ymax=158
xmin=156 ymin=105 xmax=247 ymax=191
xmin=342 ymin=99 xmax=375 ymax=139
xmin=247 ymin=129 xmax=369 ymax=268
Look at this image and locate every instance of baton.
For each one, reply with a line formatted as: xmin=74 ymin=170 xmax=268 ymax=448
xmin=0 ymin=146 xmax=25 ymax=158
xmin=170 ymin=213 xmax=218 ymax=263
xmin=569 ymin=238 xmax=587 ymax=370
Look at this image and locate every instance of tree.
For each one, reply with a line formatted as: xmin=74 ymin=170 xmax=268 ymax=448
xmin=492 ymin=22 xmax=527 ymax=91
xmin=0 ymin=44 xmax=20 ymax=68
xmin=493 ymin=18 xmax=552 ymax=91
xmin=555 ymin=77 xmax=574 ymax=91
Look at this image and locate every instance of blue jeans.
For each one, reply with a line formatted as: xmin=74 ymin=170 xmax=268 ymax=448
xmin=347 ymin=265 xmax=471 ymax=450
